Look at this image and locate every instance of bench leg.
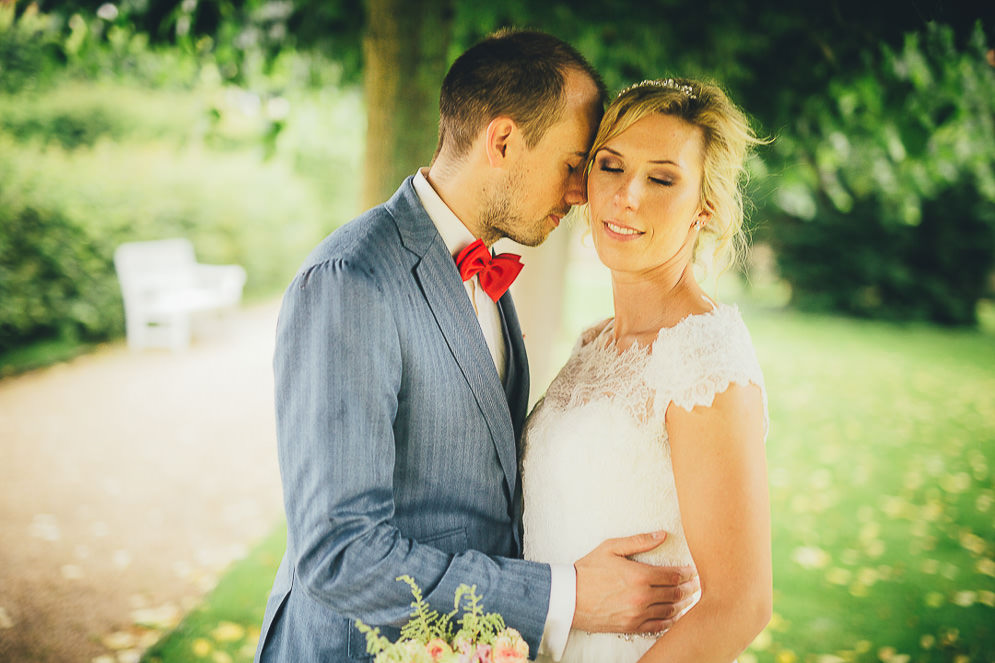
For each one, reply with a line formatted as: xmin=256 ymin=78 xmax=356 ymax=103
xmin=165 ymin=313 xmax=192 ymax=351
xmin=124 ymin=312 xmax=192 ymax=350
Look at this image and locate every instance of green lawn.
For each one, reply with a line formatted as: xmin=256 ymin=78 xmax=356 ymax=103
xmin=743 ymin=308 xmax=995 ymax=663
xmin=140 ymin=525 xmax=286 ymax=662
xmin=141 ymin=299 xmax=995 ymax=663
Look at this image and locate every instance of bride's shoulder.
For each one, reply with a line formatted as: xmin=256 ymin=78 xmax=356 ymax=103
xmin=653 ymin=302 xmax=749 ymax=346
xmin=646 ymin=303 xmax=767 ymax=430
xmin=647 ymin=303 xmax=760 ymax=375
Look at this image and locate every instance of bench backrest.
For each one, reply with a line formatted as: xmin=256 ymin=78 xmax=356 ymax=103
xmin=114 ymin=238 xmax=199 ymax=297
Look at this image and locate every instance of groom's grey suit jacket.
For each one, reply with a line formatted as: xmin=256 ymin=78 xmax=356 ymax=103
xmin=255 ymin=178 xmax=552 ymax=662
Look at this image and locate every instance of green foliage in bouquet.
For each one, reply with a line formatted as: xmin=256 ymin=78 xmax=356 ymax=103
xmin=355 ymin=576 xmax=529 ymax=663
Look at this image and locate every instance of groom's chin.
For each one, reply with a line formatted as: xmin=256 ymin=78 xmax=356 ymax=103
xmin=516 ymin=221 xmax=560 ymax=248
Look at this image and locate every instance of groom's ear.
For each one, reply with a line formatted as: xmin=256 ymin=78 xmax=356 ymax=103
xmin=484 ymin=116 xmax=518 ymax=168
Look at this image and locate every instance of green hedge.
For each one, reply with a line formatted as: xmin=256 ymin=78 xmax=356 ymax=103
xmin=756 ymin=22 xmax=995 ymax=325
xmin=0 ymin=82 xmax=205 ymax=149
xmin=0 ymin=105 xmax=359 ymax=357
xmin=1 ymin=0 xmax=363 ymax=363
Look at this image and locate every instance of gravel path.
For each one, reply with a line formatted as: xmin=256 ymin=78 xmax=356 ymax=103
xmin=0 ymin=301 xmax=286 ymax=663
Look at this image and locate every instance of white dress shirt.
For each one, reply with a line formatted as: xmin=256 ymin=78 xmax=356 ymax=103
xmin=412 ymin=169 xmax=575 ymax=661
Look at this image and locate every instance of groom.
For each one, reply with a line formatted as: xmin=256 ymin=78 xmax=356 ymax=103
xmin=255 ymin=30 xmax=696 ymax=662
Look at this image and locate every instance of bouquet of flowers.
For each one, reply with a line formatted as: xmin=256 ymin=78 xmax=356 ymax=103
xmin=355 ymin=575 xmax=530 ymax=663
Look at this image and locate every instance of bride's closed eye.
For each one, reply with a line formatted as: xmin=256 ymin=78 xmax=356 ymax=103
xmin=596 ymin=156 xmax=623 ymax=173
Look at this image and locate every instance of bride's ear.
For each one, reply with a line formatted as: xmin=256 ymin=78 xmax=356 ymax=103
xmin=693 ymin=200 xmax=714 ymax=230
xmin=484 ymin=116 xmax=518 ymax=168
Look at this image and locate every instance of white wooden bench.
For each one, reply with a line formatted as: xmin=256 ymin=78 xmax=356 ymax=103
xmin=114 ymin=238 xmax=247 ymax=350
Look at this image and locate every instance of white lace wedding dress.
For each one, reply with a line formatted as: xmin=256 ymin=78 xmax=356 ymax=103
xmin=522 ymin=303 xmax=767 ymax=663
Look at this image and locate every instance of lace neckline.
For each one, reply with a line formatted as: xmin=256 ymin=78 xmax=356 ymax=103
xmin=592 ymin=302 xmax=734 ymax=359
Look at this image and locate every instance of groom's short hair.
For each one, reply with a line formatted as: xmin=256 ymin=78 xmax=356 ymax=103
xmin=435 ymin=29 xmax=606 ymax=161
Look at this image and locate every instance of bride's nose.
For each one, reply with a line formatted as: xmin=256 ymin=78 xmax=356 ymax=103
xmin=614 ymin=174 xmax=641 ymax=211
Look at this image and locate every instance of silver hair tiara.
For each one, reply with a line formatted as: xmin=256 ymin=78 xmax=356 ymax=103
xmin=621 ymin=78 xmax=698 ymax=100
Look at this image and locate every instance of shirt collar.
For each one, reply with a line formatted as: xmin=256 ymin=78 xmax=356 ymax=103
xmin=412 ymin=168 xmax=477 ymax=258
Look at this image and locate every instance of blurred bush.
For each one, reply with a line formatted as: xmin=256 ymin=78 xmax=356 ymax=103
xmin=0 ymin=1 xmax=64 ymax=93
xmin=0 ymin=131 xmax=340 ymax=354
xmin=0 ymin=5 xmax=363 ymax=359
xmin=757 ymin=22 xmax=995 ymax=325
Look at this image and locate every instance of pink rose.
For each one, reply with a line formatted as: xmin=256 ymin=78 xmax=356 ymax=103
xmin=453 ymin=634 xmax=473 ymax=654
xmin=426 ymin=638 xmax=453 ymax=661
xmin=492 ymin=645 xmax=527 ymax=663
xmin=475 ymin=643 xmax=492 ymax=663
xmin=492 ymin=629 xmax=529 ymax=661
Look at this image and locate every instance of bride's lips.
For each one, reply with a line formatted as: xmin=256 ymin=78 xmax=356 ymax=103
xmin=601 ymin=219 xmax=644 ymax=240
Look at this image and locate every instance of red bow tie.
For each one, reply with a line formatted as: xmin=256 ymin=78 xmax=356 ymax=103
xmin=455 ymin=238 xmax=523 ymax=302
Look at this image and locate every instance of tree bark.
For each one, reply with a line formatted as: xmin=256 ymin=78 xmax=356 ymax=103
xmin=363 ymin=0 xmax=454 ymax=209
xmin=363 ymin=1 xmax=573 ymax=393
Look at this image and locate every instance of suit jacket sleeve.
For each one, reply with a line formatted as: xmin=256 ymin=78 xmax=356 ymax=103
xmin=274 ymin=257 xmax=552 ymax=650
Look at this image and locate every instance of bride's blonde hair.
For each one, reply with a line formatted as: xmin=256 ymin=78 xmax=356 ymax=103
xmin=586 ymin=78 xmax=765 ymax=276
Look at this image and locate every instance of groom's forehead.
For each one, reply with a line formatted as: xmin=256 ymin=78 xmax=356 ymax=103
xmin=545 ymin=107 xmax=599 ymax=155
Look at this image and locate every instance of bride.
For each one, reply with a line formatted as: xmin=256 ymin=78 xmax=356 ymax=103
xmin=522 ymin=78 xmax=772 ymax=663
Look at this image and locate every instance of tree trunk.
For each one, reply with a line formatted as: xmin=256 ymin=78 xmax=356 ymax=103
xmin=363 ymin=0 xmax=454 ymax=209
xmin=363 ymin=1 xmax=573 ymax=395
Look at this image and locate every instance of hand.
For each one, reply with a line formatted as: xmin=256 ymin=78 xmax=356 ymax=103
xmin=573 ymin=531 xmax=700 ymax=634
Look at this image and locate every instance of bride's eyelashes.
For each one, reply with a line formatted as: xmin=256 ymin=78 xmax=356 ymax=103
xmin=596 ymin=156 xmax=623 ymax=173
xmin=597 ymin=157 xmax=675 ymax=187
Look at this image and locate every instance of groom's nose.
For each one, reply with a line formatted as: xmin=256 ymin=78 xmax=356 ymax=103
xmin=564 ymin=167 xmax=587 ymax=206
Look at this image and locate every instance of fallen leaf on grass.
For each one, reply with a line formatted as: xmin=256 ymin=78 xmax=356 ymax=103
xmin=792 ymin=546 xmax=830 ymax=569
xmin=211 ymin=621 xmax=246 ymax=642
xmin=952 ymin=591 xmax=975 ymax=607
xmin=101 ymin=631 xmax=136 ymax=650
xmin=192 ymin=638 xmax=212 ymax=657
xmin=132 ymin=604 xmax=181 ymax=630
xmin=976 ymin=558 xmax=995 ymax=577
xmin=826 ymin=568 xmax=851 ymax=585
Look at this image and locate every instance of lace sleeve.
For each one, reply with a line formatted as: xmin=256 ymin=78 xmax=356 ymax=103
xmin=646 ymin=306 xmax=768 ymax=434
xmin=576 ymin=317 xmax=613 ymax=350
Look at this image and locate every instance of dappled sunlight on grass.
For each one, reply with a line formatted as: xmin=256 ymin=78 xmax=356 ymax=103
xmin=745 ymin=310 xmax=995 ymax=662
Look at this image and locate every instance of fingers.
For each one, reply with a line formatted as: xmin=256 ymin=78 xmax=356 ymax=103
xmin=636 ymin=572 xmax=699 ymax=632
xmin=642 ymin=581 xmax=694 ymax=607
xmin=682 ymin=573 xmax=701 ymax=596
xmin=606 ymin=530 xmax=668 ymax=557
xmin=574 ymin=537 xmax=700 ymax=634
xmin=634 ymin=618 xmax=675 ymax=635
xmin=627 ymin=598 xmax=686 ymax=634
xmin=644 ymin=564 xmax=697 ymax=587
xmin=660 ymin=582 xmax=698 ymax=615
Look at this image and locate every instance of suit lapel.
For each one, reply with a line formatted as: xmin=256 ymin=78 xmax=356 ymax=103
xmin=498 ymin=293 xmax=529 ymax=443
xmin=497 ymin=293 xmax=530 ymax=553
xmin=387 ymin=180 xmax=519 ymax=501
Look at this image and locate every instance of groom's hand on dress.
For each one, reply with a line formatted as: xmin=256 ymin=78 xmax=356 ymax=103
xmin=572 ymin=531 xmax=700 ymax=634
